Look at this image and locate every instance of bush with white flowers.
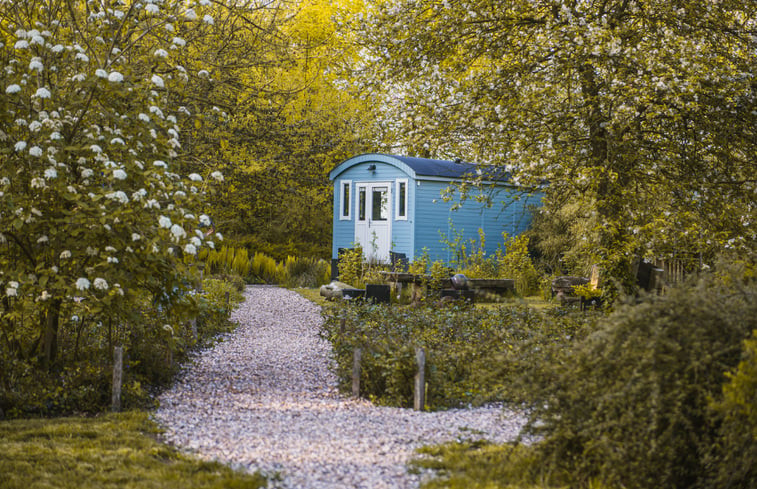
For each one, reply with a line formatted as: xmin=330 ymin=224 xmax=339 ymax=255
xmin=0 ymin=0 xmax=224 ymax=376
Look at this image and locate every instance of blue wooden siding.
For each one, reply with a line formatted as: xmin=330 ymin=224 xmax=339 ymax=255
xmin=412 ymin=180 xmax=540 ymax=263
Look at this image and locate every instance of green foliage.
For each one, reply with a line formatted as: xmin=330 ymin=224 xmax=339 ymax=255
xmin=709 ymin=329 xmax=757 ymax=488
xmin=322 ymin=303 xmax=594 ymax=409
xmin=250 ymin=251 xmax=280 ymax=284
xmin=496 ymin=234 xmax=540 ymax=296
xmin=412 ymin=441 xmax=573 ymax=489
xmin=337 ymin=246 xmax=366 ymax=288
xmin=442 ymin=229 xmax=541 ymax=296
xmin=0 ymin=411 xmax=267 ymax=489
xmin=527 ymin=270 xmax=757 ymax=489
xmin=0 ymin=277 xmax=244 ymax=418
xmin=283 ymin=256 xmax=331 ymax=288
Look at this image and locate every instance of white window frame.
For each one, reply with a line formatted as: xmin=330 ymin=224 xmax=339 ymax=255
xmin=339 ymin=180 xmax=352 ymax=220
xmin=395 ymin=178 xmax=408 ymax=220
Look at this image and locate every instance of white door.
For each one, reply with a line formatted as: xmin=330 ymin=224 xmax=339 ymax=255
xmin=355 ymin=182 xmax=392 ymax=263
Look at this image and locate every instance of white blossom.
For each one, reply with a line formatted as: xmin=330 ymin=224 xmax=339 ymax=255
xmin=203 ymin=14 xmax=214 ymax=25
xmin=5 ymin=84 xmax=21 ymax=94
xmin=184 ymin=9 xmax=197 ymax=20
xmin=14 ymin=141 xmax=27 ymax=151
xmin=198 ymin=69 xmax=209 ymax=78
xmin=90 ymin=144 xmax=102 ymax=153
xmin=138 ymin=113 xmax=150 ymax=122
xmin=107 ymin=190 xmax=128 ymax=204
xmin=108 ymin=71 xmax=124 ymax=82
xmin=153 ymin=160 xmax=167 ymax=168
xmin=170 ymin=224 xmax=186 ymax=239
xmin=60 ymin=250 xmax=71 ymax=259
xmin=158 ymin=215 xmax=172 ymax=228
xmin=216 ymin=232 xmax=223 ymax=241
xmin=29 ymin=58 xmax=43 ymax=72
xmin=52 ymin=44 xmax=64 ymax=53
xmin=110 ymin=137 xmax=125 ymax=145
xmin=113 ymin=169 xmax=127 ymax=180
xmin=14 ymin=40 xmax=29 ymax=50
xmin=210 ymin=171 xmax=224 ymax=181
xmin=81 ymin=168 xmax=94 ymax=178
xmin=184 ymin=243 xmax=197 ymax=255
xmin=154 ymin=48 xmax=168 ymax=58
xmin=107 ymin=256 xmax=119 ymax=264
xmin=151 ymin=74 xmax=164 ymax=88
xmin=40 ymin=290 xmax=51 ymax=301
xmin=29 ymin=146 xmax=44 ymax=157
xmin=95 ymin=69 xmax=108 ymax=78
xmin=145 ymin=3 xmax=159 ymax=14
xmin=200 ymin=214 xmax=211 ymax=226
xmin=188 ymin=173 xmax=202 ymax=182
xmin=132 ymin=233 xmax=141 ymax=241
xmin=93 ymin=278 xmax=108 ymax=290
xmin=75 ymin=277 xmax=91 ymax=290
xmin=172 ymin=37 xmax=186 ymax=47
xmin=34 ymin=87 xmax=51 ymax=99
xmin=31 ymin=178 xmax=46 ymax=188
xmin=75 ymin=52 xmax=89 ymax=62
xmin=190 ymin=236 xmax=202 ymax=247
xmin=44 ymin=168 xmax=57 ymax=179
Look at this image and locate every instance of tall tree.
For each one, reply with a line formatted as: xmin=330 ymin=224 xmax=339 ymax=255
xmin=170 ymin=0 xmax=377 ymax=258
xmin=356 ymin=0 xmax=756 ymax=280
xmin=0 ymin=0 xmax=221 ymax=367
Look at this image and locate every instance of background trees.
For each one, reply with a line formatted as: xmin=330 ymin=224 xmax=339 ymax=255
xmin=171 ymin=0 xmax=377 ymax=258
xmin=356 ymin=0 xmax=756 ymax=280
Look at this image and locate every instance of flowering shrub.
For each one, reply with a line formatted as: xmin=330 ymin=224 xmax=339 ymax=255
xmin=0 ymin=0 xmax=224 ymax=377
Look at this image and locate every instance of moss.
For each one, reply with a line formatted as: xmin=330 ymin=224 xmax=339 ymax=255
xmin=0 ymin=411 xmax=266 ymax=489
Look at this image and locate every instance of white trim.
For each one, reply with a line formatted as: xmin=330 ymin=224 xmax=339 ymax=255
xmin=339 ymin=180 xmax=352 ymax=220
xmin=395 ymin=178 xmax=408 ymax=220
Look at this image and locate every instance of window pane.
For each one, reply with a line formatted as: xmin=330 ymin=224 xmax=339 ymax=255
xmin=372 ymin=187 xmax=388 ymax=221
xmin=358 ymin=188 xmax=366 ymax=221
xmin=342 ymin=183 xmax=350 ymax=217
xmin=398 ymin=182 xmax=406 ymax=217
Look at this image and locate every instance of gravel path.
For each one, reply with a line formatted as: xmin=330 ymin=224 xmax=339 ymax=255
xmin=155 ymin=286 xmax=526 ymax=489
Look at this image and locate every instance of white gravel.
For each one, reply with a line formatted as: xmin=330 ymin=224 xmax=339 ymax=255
xmin=155 ymin=285 xmax=526 ymax=489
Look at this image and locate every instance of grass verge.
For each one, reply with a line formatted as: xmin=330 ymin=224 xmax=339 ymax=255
xmin=0 ymin=411 xmax=266 ymax=489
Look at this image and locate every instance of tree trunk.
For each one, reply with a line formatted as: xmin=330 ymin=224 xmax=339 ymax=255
xmin=42 ymin=299 xmax=61 ymax=370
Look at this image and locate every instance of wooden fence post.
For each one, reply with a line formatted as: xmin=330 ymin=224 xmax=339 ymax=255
xmin=190 ymin=318 xmax=197 ymax=341
xmin=414 ymin=347 xmax=426 ymax=411
xmin=112 ymin=345 xmax=123 ymax=412
xmin=352 ymin=348 xmax=362 ymax=398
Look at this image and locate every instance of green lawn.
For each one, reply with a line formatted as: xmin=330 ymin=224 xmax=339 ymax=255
xmin=0 ymin=411 xmax=266 ymax=489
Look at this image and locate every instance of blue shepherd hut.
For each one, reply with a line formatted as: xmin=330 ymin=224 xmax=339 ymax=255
xmin=329 ymin=153 xmax=541 ymax=273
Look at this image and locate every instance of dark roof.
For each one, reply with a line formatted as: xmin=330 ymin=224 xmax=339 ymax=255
xmin=329 ymin=153 xmax=510 ymax=182
xmin=390 ymin=155 xmax=479 ymax=178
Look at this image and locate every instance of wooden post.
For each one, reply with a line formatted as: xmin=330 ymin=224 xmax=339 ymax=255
xmin=352 ymin=347 xmax=362 ymax=398
xmin=414 ymin=347 xmax=426 ymax=411
xmin=112 ymin=346 xmax=123 ymax=412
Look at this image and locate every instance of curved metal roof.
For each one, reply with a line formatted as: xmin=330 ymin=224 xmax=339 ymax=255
xmin=329 ymin=153 xmax=508 ymax=181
